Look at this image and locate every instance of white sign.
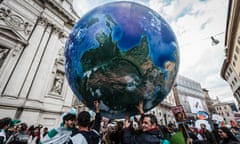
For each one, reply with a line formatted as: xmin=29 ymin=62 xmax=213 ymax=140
xmin=187 ymin=97 xmax=204 ymax=113
xmin=195 ymin=119 xmax=212 ymax=131
xmin=212 ymin=114 xmax=224 ymax=123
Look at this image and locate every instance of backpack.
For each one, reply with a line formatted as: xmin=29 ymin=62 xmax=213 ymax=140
xmin=69 ymin=129 xmax=101 ymax=144
xmin=10 ymin=132 xmax=29 ymax=144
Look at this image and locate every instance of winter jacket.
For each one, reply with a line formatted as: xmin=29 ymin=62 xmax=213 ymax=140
xmin=123 ymin=127 xmax=161 ymax=144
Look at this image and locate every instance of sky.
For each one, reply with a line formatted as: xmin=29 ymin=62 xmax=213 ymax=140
xmin=72 ymin=0 xmax=234 ymax=103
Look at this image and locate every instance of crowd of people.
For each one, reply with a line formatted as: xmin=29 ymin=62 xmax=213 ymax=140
xmin=0 ymin=100 xmax=240 ymax=144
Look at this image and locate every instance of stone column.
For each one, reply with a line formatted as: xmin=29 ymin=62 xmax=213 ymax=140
xmin=27 ymin=24 xmax=61 ymax=102
xmin=3 ymin=17 xmax=47 ymax=97
xmin=0 ymin=43 xmax=24 ymax=94
xmin=19 ymin=23 xmax=52 ymax=99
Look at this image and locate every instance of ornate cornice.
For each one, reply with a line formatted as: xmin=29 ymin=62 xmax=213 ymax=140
xmin=0 ymin=7 xmax=33 ymax=35
xmin=35 ymin=0 xmax=77 ymax=26
xmin=0 ymin=25 xmax=28 ymax=46
xmin=37 ymin=15 xmax=64 ymax=37
xmin=37 ymin=16 xmax=48 ymax=26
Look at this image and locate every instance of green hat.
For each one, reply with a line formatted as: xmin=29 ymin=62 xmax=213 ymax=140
xmin=10 ymin=119 xmax=21 ymax=127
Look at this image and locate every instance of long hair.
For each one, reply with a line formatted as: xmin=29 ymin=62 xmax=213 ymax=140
xmin=0 ymin=117 xmax=11 ymax=129
xmin=219 ymin=127 xmax=239 ymax=142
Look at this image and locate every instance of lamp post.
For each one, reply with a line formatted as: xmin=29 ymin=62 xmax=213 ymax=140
xmin=211 ymin=36 xmax=220 ymax=46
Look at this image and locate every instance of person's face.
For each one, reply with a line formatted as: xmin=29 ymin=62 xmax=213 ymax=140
xmin=34 ymin=128 xmax=39 ymax=133
xmin=142 ymin=117 xmax=156 ymax=132
xmin=8 ymin=126 xmax=16 ymax=132
xmin=168 ymin=126 xmax=174 ymax=132
xmin=177 ymin=113 xmax=182 ymax=119
xmin=65 ymin=119 xmax=75 ymax=128
xmin=17 ymin=125 xmax=22 ymax=131
xmin=34 ymin=128 xmax=40 ymax=135
xmin=218 ymin=129 xmax=228 ymax=138
xmin=190 ymin=127 xmax=195 ymax=133
xmin=200 ymin=124 xmax=206 ymax=129
xmin=44 ymin=128 xmax=48 ymax=133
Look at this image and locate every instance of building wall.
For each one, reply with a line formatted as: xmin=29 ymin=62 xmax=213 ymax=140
xmin=214 ymin=103 xmax=234 ymax=118
xmin=221 ymin=0 xmax=240 ymax=105
xmin=148 ymin=90 xmax=176 ymax=125
xmin=0 ymin=0 xmax=78 ymax=128
xmin=202 ymin=88 xmax=216 ymax=115
xmin=173 ymin=75 xmax=209 ymax=118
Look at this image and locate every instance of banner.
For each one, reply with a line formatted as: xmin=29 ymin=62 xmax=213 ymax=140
xmin=171 ymin=105 xmax=187 ymax=122
xmin=195 ymin=119 xmax=212 ymax=131
xmin=187 ymin=97 xmax=204 ymax=113
xmin=212 ymin=114 xmax=223 ymax=123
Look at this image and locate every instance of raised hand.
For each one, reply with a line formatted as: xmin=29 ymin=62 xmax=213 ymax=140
xmin=136 ymin=100 xmax=144 ymax=114
xmin=94 ymin=100 xmax=100 ymax=113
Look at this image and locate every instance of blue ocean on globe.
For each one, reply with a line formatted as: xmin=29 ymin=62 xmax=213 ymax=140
xmin=65 ymin=1 xmax=179 ymax=119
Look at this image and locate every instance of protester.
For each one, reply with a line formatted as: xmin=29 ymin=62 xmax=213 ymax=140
xmin=199 ymin=123 xmax=217 ymax=144
xmin=116 ymin=121 xmax=124 ymax=144
xmin=0 ymin=117 xmax=12 ymax=144
xmin=212 ymin=123 xmax=221 ymax=144
xmin=5 ymin=119 xmax=21 ymax=141
xmin=218 ymin=127 xmax=239 ymax=144
xmin=41 ymin=112 xmax=76 ymax=144
xmin=42 ymin=127 xmax=48 ymax=138
xmin=168 ymin=129 xmax=187 ymax=144
xmin=171 ymin=123 xmax=193 ymax=144
xmin=122 ymin=101 xmax=163 ymax=144
xmin=29 ymin=125 xmax=42 ymax=144
xmin=8 ymin=123 xmax=29 ymax=144
xmin=123 ymin=113 xmax=163 ymax=144
xmin=231 ymin=126 xmax=240 ymax=141
xmin=70 ymin=100 xmax=101 ymax=144
xmin=188 ymin=126 xmax=205 ymax=144
xmin=166 ymin=123 xmax=177 ymax=139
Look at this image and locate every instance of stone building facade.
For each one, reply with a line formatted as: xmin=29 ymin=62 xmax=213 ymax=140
xmin=221 ymin=0 xmax=240 ymax=106
xmin=148 ymin=90 xmax=177 ymax=125
xmin=202 ymin=88 xmax=216 ymax=115
xmin=173 ymin=75 xmax=209 ymax=119
xmin=214 ymin=102 xmax=235 ymax=118
xmin=0 ymin=0 xmax=78 ymax=128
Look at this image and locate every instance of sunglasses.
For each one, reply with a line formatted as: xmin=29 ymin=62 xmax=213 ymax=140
xmin=218 ymin=130 xmax=223 ymax=134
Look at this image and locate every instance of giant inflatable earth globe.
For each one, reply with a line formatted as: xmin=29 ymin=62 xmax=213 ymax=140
xmin=65 ymin=1 xmax=179 ymax=119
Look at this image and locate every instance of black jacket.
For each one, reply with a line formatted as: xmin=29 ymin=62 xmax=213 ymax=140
xmin=123 ymin=128 xmax=161 ymax=144
xmin=69 ymin=113 xmax=101 ymax=144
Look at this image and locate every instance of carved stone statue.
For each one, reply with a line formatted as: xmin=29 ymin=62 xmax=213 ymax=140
xmin=55 ymin=47 xmax=64 ymax=64
xmin=0 ymin=48 xmax=9 ymax=68
xmin=51 ymin=72 xmax=64 ymax=95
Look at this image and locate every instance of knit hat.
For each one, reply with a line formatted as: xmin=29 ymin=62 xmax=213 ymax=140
xmin=10 ymin=119 xmax=21 ymax=127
